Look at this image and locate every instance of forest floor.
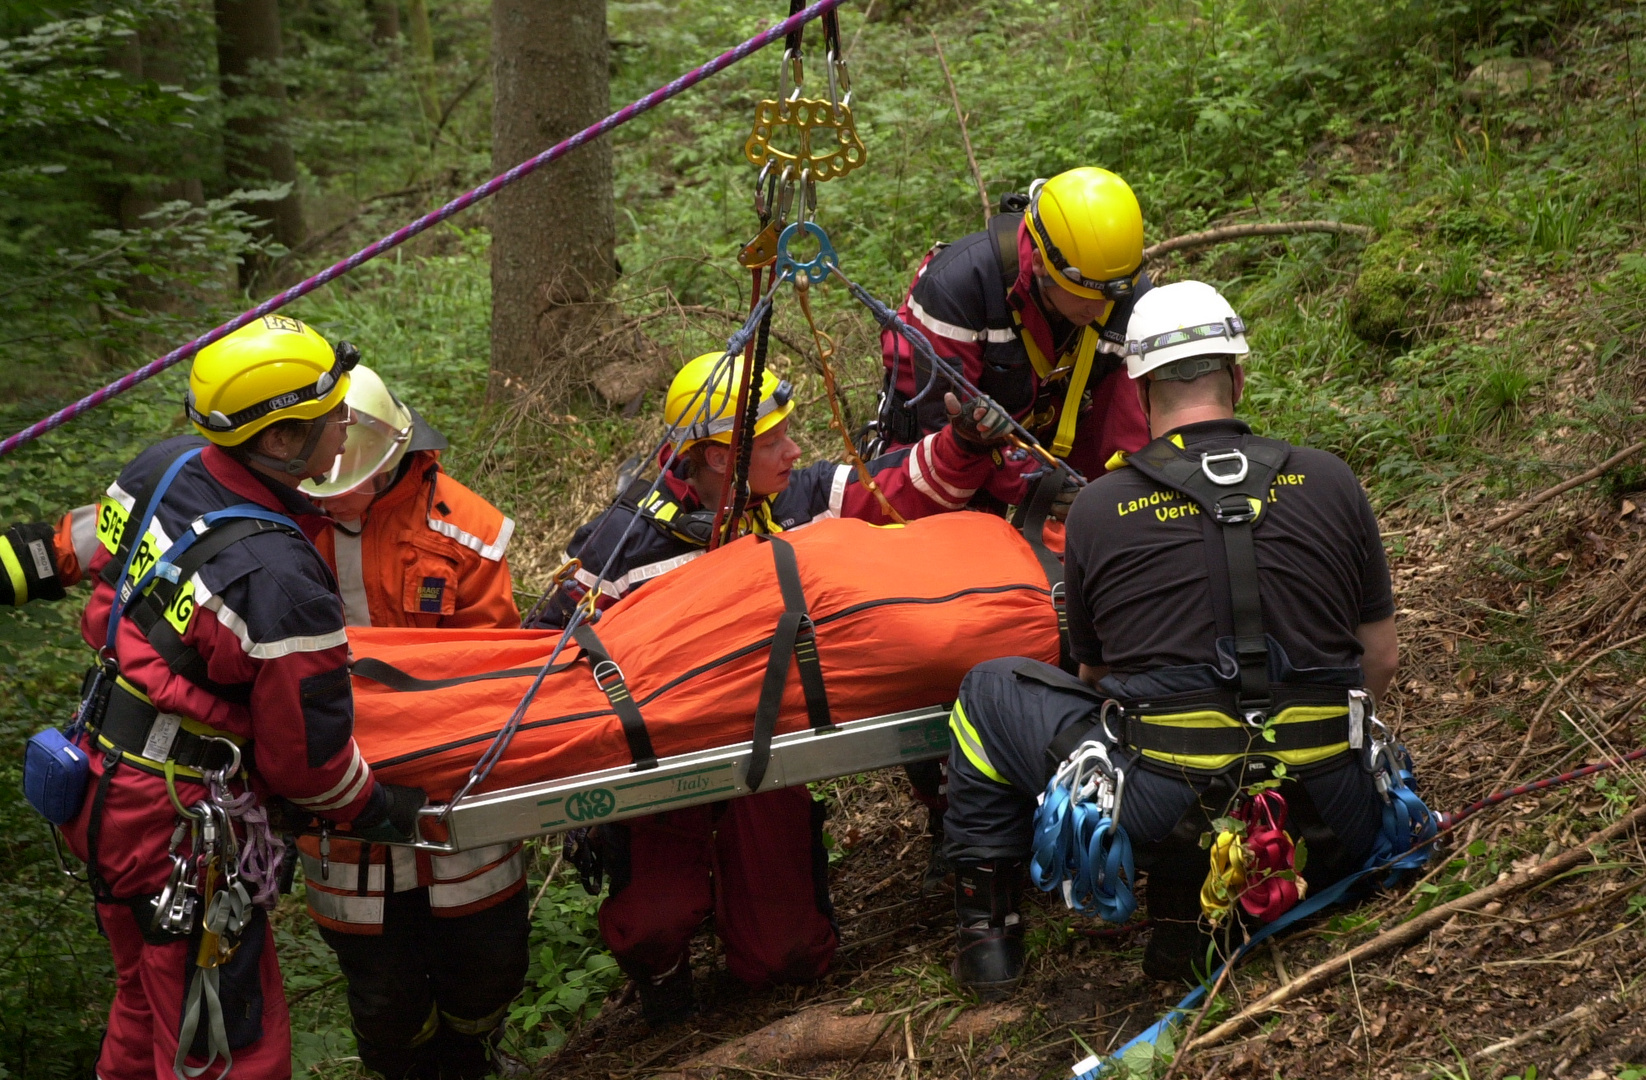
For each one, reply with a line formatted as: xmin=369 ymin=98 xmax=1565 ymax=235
xmin=4 ymin=0 xmax=1646 ymax=1078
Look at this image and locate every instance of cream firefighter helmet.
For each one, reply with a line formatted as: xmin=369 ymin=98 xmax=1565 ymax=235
xmin=302 ymin=364 xmax=447 ymax=497
xmin=1124 ymin=281 xmax=1249 ymax=382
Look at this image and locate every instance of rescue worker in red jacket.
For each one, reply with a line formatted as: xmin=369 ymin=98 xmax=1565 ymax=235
xmin=877 ymin=166 xmax=1153 ymax=482
xmin=58 ymin=317 xmax=426 ymax=1080
xmin=7 ymin=361 xmax=525 ymax=1078
xmin=877 ymin=166 xmax=1156 ymax=893
xmin=296 ymin=364 xmax=528 ymax=1080
xmin=537 ymin=351 xmax=1016 ymax=1027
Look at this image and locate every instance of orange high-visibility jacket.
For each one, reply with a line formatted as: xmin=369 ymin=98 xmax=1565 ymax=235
xmin=301 ymin=451 xmax=526 ymax=934
xmin=310 ymin=450 xmax=519 ymax=630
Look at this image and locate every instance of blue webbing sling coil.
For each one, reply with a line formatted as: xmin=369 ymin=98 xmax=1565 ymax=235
xmin=1030 ymin=719 xmax=1137 ymax=925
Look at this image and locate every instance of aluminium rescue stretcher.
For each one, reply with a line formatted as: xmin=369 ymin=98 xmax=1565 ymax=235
xmin=342 ymin=513 xmax=1063 ymax=853
xmin=407 ymin=703 xmax=951 ymax=852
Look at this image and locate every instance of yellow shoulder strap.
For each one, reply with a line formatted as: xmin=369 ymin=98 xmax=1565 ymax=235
xmin=1050 ymin=326 xmax=1100 ymax=458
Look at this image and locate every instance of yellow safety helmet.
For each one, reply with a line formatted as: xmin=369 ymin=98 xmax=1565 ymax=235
xmin=186 ymin=315 xmax=356 ymax=447
xmin=664 ymin=352 xmax=795 ymax=452
xmin=1024 ymin=167 xmax=1145 ymax=301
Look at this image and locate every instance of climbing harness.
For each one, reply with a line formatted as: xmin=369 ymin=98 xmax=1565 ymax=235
xmin=38 ymin=446 xmax=293 ymax=1078
xmin=0 ymin=0 xmax=854 ymax=458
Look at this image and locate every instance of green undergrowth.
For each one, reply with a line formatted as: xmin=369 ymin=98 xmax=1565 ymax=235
xmin=3 ymin=0 xmax=1646 ymax=1075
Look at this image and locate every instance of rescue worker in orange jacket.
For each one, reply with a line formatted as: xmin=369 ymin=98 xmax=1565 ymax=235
xmin=297 ymin=365 xmax=527 ymax=1080
xmin=53 ymin=318 xmax=426 ymax=1080
xmin=539 ymin=350 xmax=1017 ymax=1028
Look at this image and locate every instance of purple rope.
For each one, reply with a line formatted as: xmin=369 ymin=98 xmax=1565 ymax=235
xmin=0 ymin=0 xmax=848 ymax=459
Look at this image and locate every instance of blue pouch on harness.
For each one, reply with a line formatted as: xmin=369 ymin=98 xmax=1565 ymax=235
xmin=23 ymin=727 xmax=91 ymax=825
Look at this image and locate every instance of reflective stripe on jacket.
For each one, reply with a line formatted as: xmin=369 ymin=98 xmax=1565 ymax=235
xmin=300 ymin=841 xmax=528 ymax=933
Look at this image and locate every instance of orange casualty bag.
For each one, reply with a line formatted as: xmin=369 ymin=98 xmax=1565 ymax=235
xmin=348 ymin=513 xmax=1059 ymax=801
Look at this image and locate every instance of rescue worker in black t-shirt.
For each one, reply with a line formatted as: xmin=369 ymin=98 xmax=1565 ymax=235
xmin=940 ymin=281 xmax=1399 ymax=997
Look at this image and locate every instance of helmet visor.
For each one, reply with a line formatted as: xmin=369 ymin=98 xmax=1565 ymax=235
xmin=301 ymin=406 xmax=411 ymax=497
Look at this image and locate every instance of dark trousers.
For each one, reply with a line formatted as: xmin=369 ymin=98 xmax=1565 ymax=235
xmin=944 ymin=657 xmax=1383 ymax=913
xmin=320 ymin=887 xmax=530 ymax=1080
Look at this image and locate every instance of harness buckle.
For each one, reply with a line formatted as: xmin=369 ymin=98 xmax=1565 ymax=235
xmin=1201 ymin=448 xmax=1249 ymax=487
xmin=592 ymin=659 xmax=627 ymax=695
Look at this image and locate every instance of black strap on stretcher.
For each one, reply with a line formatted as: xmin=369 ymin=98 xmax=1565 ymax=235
xmin=747 ymin=535 xmax=832 ymax=792
xmin=350 ymin=657 xmax=579 ymax=692
xmin=1010 ymin=465 xmax=1076 ymax=674
xmin=572 ymin=622 xmax=658 ymax=771
xmin=1125 ymin=434 xmax=1292 ymax=719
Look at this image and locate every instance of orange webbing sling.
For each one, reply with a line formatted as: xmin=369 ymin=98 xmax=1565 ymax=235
xmin=347 ymin=513 xmax=1060 ymax=801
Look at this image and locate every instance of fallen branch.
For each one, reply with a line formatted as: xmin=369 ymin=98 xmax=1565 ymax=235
xmin=1473 ymin=992 xmax=1617 ymax=1059
xmin=1487 ymin=439 xmax=1646 ymax=528
xmin=930 ymin=31 xmax=991 ymax=230
xmin=649 ymin=1004 xmax=1024 ymax=1080
xmin=1496 ymin=630 xmax=1646 ymax=787
xmin=1183 ymin=801 xmax=1646 ymax=1053
xmin=1141 ymin=221 xmax=1374 ymax=263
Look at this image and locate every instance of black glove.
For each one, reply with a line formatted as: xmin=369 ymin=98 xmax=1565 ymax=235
xmin=563 ymin=827 xmax=605 ymax=896
xmin=351 ymin=783 xmax=428 ymax=843
xmin=1049 ymin=473 xmax=1080 ymax=522
xmin=1022 ymin=465 xmax=1082 ymax=522
xmin=943 ymin=391 xmax=1013 ymax=451
xmin=1 ymin=522 xmax=67 ymax=606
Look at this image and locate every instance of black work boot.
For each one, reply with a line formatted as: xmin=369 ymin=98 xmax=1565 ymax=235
xmin=921 ymin=807 xmax=955 ymax=896
xmin=952 ymin=858 xmax=1026 ymax=1001
xmin=637 ymin=960 xmax=695 ymax=1029
xmin=1141 ymin=865 xmax=1215 ymax=984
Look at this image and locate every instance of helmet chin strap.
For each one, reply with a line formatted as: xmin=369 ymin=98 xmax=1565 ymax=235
xmin=248 ymin=415 xmax=332 ymax=478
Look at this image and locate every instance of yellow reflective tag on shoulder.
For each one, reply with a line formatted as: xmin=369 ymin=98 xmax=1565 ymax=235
xmin=163 ymin=585 xmax=196 ymax=634
xmin=1104 ymin=450 xmax=1129 ymax=471
xmin=126 ymin=531 xmax=164 ymax=587
xmin=1169 ymin=433 xmax=1185 ymax=449
xmin=95 ymin=496 xmax=128 ymax=554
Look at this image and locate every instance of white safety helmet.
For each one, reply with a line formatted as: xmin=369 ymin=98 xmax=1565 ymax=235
xmin=301 ymin=364 xmax=446 ymax=498
xmin=1124 ymin=281 xmax=1249 ymax=382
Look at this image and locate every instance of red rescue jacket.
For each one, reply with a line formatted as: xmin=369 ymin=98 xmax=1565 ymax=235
xmin=63 ymin=439 xmax=380 ymax=899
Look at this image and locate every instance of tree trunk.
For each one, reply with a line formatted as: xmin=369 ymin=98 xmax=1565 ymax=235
xmin=215 ymin=0 xmax=305 ymax=266
xmin=488 ymin=0 xmax=615 ymax=393
xmin=111 ymin=14 xmax=206 ymax=231
xmin=405 ymin=0 xmax=438 ymax=125
xmin=370 ymin=0 xmax=401 ymax=44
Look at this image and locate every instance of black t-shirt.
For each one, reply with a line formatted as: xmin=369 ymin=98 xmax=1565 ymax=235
xmin=1064 ymin=418 xmax=1394 ymax=676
